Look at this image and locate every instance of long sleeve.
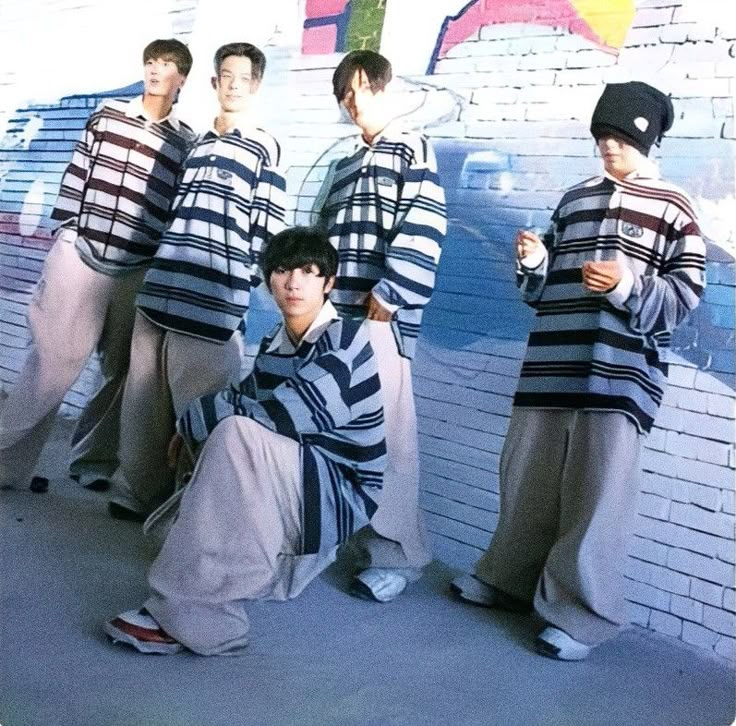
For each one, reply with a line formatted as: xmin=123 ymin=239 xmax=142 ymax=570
xmin=608 ymin=204 xmax=706 ymax=338
xmin=516 ymin=221 xmax=556 ymax=306
xmin=248 ymin=158 xmax=287 ymax=287
xmin=50 ymin=106 xmax=101 ymax=229
xmin=371 ymin=140 xmax=446 ymax=312
xmin=178 ymin=334 xmax=379 ymax=447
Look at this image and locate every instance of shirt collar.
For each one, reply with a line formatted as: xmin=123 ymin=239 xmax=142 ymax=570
xmin=126 ymin=95 xmax=181 ymax=131
xmin=205 ymin=125 xmax=244 ymax=139
xmin=266 ymin=300 xmax=340 ymax=353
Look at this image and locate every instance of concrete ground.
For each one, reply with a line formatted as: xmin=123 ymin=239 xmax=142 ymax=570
xmin=1 ymin=417 xmax=734 ymax=726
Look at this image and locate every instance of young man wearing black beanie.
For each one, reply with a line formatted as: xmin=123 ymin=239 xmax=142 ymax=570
xmin=452 ymin=81 xmax=706 ymax=660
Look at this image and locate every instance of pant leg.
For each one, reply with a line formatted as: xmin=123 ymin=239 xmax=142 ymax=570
xmin=350 ymin=320 xmax=431 ymax=573
xmin=69 ymin=268 xmax=146 ymax=480
xmin=115 ymin=312 xmax=173 ymax=511
xmin=166 ymin=329 xmax=241 ymax=418
xmin=0 ymin=239 xmax=111 ymax=486
xmin=533 ymin=411 xmax=642 ymax=646
xmin=144 ymin=416 xmax=319 ymax=656
xmin=475 ymin=408 xmax=569 ymax=602
xmin=117 ymin=318 xmax=242 ymax=510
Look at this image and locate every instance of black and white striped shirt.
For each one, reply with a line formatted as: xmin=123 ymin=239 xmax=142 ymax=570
xmin=515 ymin=169 xmax=706 ymax=433
xmin=50 ymin=96 xmax=195 ymax=275
xmin=136 ymin=126 xmax=286 ymax=342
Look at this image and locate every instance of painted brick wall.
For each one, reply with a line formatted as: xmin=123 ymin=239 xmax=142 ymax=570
xmin=0 ymin=0 xmax=733 ymax=659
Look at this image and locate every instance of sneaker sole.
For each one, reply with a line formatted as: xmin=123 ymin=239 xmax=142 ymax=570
xmin=104 ymin=621 xmax=183 ymax=655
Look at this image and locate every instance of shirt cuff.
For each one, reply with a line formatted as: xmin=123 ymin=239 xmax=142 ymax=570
xmin=518 ymin=245 xmax=547 ymax=270
xmin=370 ymin=287 xmax=400 ymax=314
xmin=606 ymin=267 xmax=635 ymax=309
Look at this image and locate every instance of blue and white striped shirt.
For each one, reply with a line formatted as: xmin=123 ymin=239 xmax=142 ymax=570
xmin=515 ymin=170 xmax=706 ymax=433
xmin=136 ymin=126 xmax=287 ymax=342
xmin=320 ymin=128 xmax=447 ymax=359
xmin=178 ymin=302 xmax=386 ymax=554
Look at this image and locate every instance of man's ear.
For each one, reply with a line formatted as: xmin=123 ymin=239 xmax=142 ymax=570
xmin=323 ymin=275 xmax=335 ymax=295
xmin=211 ymin=76 xmax=218 ymax=91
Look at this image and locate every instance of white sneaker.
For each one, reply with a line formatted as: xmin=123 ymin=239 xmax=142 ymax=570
xmin=351 ymin=568 xmax=408 ymax=603
xmin=536 ymin=626 xmax=592 ymax=661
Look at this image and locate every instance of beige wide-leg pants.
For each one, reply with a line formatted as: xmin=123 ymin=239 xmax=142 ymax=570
xmin=350 ymin=321 xmax=431 ymax=574
xmin=0 ymin=235 xmax=143 ymax=487
xmin=475 ymin=408 xmax=642 ymax=646
xmin=144 ymin=416 xmax=335 ymax=655
xmin=114 ymin=311 xmax=241 ymax=511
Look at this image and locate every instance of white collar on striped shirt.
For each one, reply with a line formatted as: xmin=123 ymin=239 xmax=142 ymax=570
xmin=126 ymin=95 xmax=181 ymax=131
xmin=266 ymin=300 xmax=340 ymax=353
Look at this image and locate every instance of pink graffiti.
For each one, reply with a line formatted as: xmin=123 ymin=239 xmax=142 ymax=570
xmin=437 ymin=0 xmax=614 ymax=64
xmin=302 ymin=0 xmax=350 ymax=54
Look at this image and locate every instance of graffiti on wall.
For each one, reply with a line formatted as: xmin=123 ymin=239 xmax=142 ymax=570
xmin=302 ymin=0 xmax=387 ymax=54
xmin=301 ymin=0 xmax=636 ymax=74
xmin=428 ymin=0 xmax=635 ymax=72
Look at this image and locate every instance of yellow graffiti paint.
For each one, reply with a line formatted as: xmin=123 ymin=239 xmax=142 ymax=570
xmin=571 ymin=0 xmax=635 ymax=48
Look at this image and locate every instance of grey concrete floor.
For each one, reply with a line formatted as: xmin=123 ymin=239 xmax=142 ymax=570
xmin=1 ymin=418 xmax=734 ymax=726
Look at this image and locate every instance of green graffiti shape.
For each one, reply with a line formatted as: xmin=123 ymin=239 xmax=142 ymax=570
xmin=345 ymin=0 xmax=387 ymax=52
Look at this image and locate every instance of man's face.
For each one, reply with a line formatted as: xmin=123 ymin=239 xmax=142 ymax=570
xmin=597 ymin=135 xmax=645 ymax=180
xmin=213 ymin=55 xmax=258 ymax=114
xmin=340 ymin=68 xmax=382 ymax=134
xmin=269 ymin=264 xmax=334 ymax=324
xmin=143 ymin=56 xmax=186 ymax=102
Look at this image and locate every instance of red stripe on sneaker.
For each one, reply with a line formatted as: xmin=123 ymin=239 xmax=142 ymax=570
xmin=109 ymin=617 xmax=178 ymax=645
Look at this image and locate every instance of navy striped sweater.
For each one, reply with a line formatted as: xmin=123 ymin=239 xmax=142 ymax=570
xmin=178 ymin=303 xmax=386 ymax=554
xmin=516 ymin=170 xmax=706 ymax=433
xmin=136 ymin=127 xmax=286 ymax=342
xmin=320 ymin=127 xmax=447 ymax=359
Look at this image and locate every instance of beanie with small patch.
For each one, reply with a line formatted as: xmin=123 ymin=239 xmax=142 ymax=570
xmin=590 ymin=81 xmax=674 ymax=155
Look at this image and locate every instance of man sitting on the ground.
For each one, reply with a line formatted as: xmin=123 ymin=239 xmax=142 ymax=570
xmin=104 ymin=226 xmax=386 ymax=655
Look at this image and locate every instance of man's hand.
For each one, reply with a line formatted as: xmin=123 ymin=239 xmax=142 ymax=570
xmin=582 ymin=260 xmax=623 ymax=293
xmin=167 ymin=433 xmax=183 ymax=470
xmin=515 ymin=229 xmax=542 ymax=260
xmin=366 ymin=293 xmax=393 ymax=322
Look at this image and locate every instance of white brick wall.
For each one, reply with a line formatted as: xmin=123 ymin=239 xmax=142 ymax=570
xmin=0 ymin=0 xmax=733 ymax=661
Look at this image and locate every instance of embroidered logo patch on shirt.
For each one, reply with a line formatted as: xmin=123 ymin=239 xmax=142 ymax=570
xmin=217 ymin=168 xmax=232 ymax=182
xmin=621 ymin=221 xmax=644 ymax=238
xmin=376 ymin=175 xmax=395 ymax=187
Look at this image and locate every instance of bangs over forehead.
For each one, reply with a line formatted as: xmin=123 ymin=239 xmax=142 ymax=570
xmin=142 ymin=39 xmax=193 ymax=76
xmin=263 ymin=227 xmax=338 ymax=284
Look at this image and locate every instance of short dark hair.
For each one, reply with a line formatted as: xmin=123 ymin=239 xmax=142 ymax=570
xmin=213 ymin=42 xmax=266 ymax=81
xmin=332 ymin=50 xmax=392 ymax=103
xmin=143 ymin=39 xmax=193 ymax=77
xmin=263 ymin=227 xmax=338 ymax=289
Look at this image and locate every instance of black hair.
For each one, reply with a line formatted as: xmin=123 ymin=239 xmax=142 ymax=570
xmin=332 ymin=50 xmax=392 ymax=102
xmin=263 ymin=227 xmax=338 ymax=289
xmin=213 ymin=42 xmax=266 ymax=81
xmin=143 ymin=39 xmax=193 ymax=77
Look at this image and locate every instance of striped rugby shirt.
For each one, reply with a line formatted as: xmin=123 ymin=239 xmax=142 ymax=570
xmin=135 ymin=127 xmax=286 ymax=342
xmin=51 ymin=96 xmax=195 ymax=275
xmin=320 ymin=127 xmax=447 ymax=359
xmin=515 ymin=169 xmax=706 ymax=433
xmin=178 ymin=302 xmax=386 ymax=554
